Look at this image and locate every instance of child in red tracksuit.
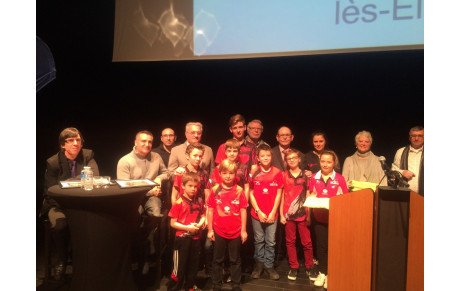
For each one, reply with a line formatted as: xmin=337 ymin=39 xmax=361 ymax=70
xmin=280 ymin=149 xmax=318 ymax=281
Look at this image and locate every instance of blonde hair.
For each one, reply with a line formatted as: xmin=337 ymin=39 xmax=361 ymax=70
xmin=218 ymin=159 xmax=238 ymax=173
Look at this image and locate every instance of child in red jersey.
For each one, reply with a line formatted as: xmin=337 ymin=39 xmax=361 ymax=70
xmin=308 ymin=150 xmax=348 ymax=289
xmin=171 ymin=143 xmax=212 ymax=275
xmin=249 ymin=144 xmax=283 ymax=280
xmin=211 ymin=138 xmax=255 ymax=277
xmin=171 ymin=143 xmax=211 ymax=207
xmin=211 ymin=139 xmax=250 ymax=200
xmin=167 ymin=172 xmax=206 ymax=291
xmin=279 ymin=149 xmax=317 ymax=281
xmin=207 ymin=159 xmax=248 ymax=291
xmin=214 ymin=114 xmax=256 ymax=167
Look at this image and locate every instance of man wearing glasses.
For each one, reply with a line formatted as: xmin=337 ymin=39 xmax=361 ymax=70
xmin=41 ymin=127 xmax=99 ymax=280
xmin=246 ymin=119 xmax=270 ymax=148
xmin=392 ymin=126 xmax=424 ymax=196
xmin=152 ymin=128 xmax=177 ymax=168
xmin=271 ymin=126 xmax=304 ymax=173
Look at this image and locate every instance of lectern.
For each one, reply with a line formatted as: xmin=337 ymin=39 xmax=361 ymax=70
xmin=328 ymin=187 xmax=424 ymax=291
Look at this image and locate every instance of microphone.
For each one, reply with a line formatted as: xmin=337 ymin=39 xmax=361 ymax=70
xmin=378 ymin=156 xmax=391 ymax=173
xmin=378 ymin=156 xmax=410 ymax=188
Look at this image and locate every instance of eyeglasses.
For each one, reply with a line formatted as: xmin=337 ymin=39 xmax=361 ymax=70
xmin=286 ymin=157 xmax=298 ymax=161
xmin=248 ymin=127 xmax=262 ymax=131
xmin=65 ymin=138 xmax=81 ymax=144
xmin=410 ymin=134 xmax=424 ymax=138
xmin=278 ymin=134 xmax=292 ymax=138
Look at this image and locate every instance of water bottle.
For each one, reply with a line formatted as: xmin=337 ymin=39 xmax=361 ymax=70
xmin=80 ymin=168 xmax=87 ymax=189
xmin=81 ymin=166 xmax=94 ymax=191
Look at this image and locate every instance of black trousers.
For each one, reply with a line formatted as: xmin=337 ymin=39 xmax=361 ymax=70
xmin=312 ymin=220 xmax=328 ymax=275
xmin=212 ymin=232 xmax=242 ymax=289
xmin=167 ymin=236 xmax=201 ymax=291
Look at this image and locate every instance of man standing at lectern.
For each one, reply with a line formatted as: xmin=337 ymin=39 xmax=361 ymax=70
xmin=392 ymin=126 xmax=424 ymax=196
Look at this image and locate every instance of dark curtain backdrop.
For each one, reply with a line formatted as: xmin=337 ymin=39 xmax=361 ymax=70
xmin=36 ymin=1 xmax=423 ymax=214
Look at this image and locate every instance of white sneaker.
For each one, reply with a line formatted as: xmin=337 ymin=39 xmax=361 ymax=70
xmin=324 ymin=275 xmax=327 ymax=289
xmin=314 ymin=272 xmax=326 ymax=287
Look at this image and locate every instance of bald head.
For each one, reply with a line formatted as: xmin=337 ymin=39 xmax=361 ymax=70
xmin=160 ymin=128 xmax=177 ymax=148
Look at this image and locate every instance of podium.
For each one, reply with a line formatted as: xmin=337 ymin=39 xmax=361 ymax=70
xmin=328 ymin=187 xmax=424 ymax=291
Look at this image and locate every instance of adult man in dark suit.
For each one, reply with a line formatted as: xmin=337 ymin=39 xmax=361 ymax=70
xmin=41 ymin=127 xmax=99 ymax=280
xmin=168 ymin=122 xmax=215 ymax=176
xmin=271 ymin=126 xmax=304 ymax=172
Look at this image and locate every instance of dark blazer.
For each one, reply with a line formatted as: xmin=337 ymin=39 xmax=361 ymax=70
xmin=271 ymin=146 xmax=305 ymax=173
xmin=41 ymin=148 xmax=99 ymax=216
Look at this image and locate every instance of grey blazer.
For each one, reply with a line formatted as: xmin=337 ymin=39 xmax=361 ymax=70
xmin=168 ymin=142 xmax=215 ymax=176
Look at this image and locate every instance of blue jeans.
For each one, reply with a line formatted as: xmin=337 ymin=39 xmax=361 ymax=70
xmin=251 ymin=217 xmax=278 ymax=268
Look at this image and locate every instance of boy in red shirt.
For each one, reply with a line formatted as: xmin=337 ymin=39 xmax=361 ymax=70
xmin=167 ymin=172 xmax=206 ymax=291
xmin=249 ymin=144 xmax=283 ymax=280
xmin=279 ymin=149 xmax=317 ymax=281
xmin=214 ymin=114 xmax=256 ymax=168
xmin=211 ymin=139 xmax=249 ymax=200
xmin=170 ymin=143 xmax=212 ymax=274
xmin=171 ymin=143 xmax=211 ymax=207
xmin=207 ymin=159 xmax=248 ymax=291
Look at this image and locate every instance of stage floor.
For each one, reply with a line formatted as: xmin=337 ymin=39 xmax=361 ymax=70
xmin=36 ymin=220 xmax=324 ymax=291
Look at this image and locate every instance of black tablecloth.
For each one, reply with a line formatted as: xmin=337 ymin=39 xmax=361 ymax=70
xmin=48 ymin=184 xmax=152 ymax=291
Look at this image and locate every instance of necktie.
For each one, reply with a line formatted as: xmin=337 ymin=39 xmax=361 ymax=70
xmin=71 ymin=160 xmax=76 ymax=177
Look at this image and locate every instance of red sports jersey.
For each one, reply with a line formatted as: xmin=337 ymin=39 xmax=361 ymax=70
xmin=168 ymin=194 xmax=204 ymax=239
xmin=210 ymin=161 xmax=248 ymax=189
xmin=173 ymin=166 xmax=211 ymax=202
xmin=207 ymin=184 xmax=248 ymax=239
xmin=249 ymin=166 xmax=283 ymax=220
xmin=214 ymin=140 xmax=256 ymax=166
xmin=308 ymin=170 xmax=348 ymax=223
xmin=281 ymin=170 xmax=308 ymax=221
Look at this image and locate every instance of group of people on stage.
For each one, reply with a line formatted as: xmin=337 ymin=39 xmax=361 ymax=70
xmin=40 ymin=114 xmax=424 ymax=290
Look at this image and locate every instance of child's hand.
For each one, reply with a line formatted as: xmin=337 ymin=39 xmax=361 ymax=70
xmin=258 ymin=211 xmax=268 ymax=223
xmin=280 ymin=215 xmax=286 ymax=225
xmin=241 ymin=231 xmax=248 ymax=244
xmin=304 ymin=170 xmax=313 ymax=178
xmin=207 ymin=229 xmax=215 ymax=241
xmin=175 ymin=167 xmax=186 ymax=176
xmin=267 ymin=212 xmax=276 ymax=224
xmin=188 ymin=224 xmax=200 ymax=234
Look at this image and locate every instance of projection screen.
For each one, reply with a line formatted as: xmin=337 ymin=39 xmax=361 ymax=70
xmin=113 ymin=0 xmax=423 ymax=62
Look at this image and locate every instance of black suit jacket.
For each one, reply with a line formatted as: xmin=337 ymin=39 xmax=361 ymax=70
xmin=271 ymin=146 xmax=305 ymax=173
xmin=41 ymin=148 xmax=99 ymax=216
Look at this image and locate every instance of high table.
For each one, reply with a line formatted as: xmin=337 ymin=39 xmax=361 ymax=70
xmin=47 ymin=184 xmax=152 ymax=291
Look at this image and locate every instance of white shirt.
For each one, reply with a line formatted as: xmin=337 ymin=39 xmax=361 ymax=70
xmin=392 ymin=145 xmax=423 ymax=194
